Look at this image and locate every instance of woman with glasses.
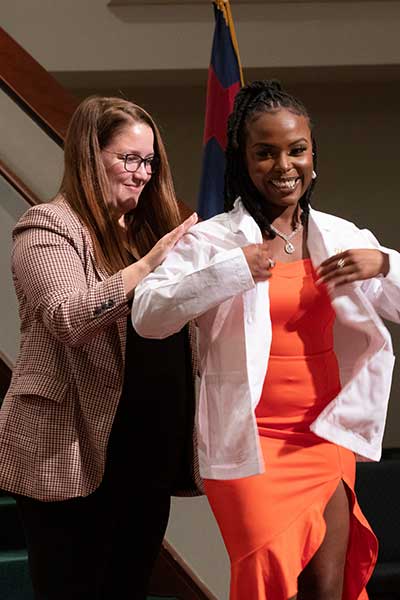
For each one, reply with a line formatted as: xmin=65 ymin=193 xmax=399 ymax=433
xmin=0 ymin=96 xmax=200 ymax=600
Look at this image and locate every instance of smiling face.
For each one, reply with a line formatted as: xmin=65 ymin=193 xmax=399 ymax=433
xmin=244 ymin=108 xmax=313 ymax=215
xmin=101 ymin=120 xmax=154 ymax=219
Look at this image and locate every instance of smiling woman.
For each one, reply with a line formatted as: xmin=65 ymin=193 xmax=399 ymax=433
xmin=0 ymin=95 xmax=200 ymax=600
xmin=101 ymin=121 xmax=155 ymax=217
xmin=244 ymin=108 xmax=313 ymax=211
xmin=131 ymin=79 xmax=400 ymax=600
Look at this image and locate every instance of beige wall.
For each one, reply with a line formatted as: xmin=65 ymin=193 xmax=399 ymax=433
xmin=0 ymin=179 xmax=28 ymax=367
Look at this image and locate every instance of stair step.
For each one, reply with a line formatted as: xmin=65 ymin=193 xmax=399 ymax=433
xmin=0 ymin=549 xmax=34 ymax=600
xmin=0 ymin=496 xmax=26 ymax=551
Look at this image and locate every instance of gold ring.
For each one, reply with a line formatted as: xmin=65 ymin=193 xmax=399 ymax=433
xmin=337 ymin=258 xmax=346 ymax=269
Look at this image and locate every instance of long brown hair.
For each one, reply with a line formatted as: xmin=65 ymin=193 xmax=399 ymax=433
xmin=60 ymin=96 xmax=181 ymax=274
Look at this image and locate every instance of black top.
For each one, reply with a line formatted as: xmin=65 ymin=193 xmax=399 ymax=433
xmin=106 ymin=314 xmax=194 ymax=491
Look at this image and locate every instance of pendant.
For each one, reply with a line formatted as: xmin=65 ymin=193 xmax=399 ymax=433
xmin=285 ymin=242 xmax=295 ymax=254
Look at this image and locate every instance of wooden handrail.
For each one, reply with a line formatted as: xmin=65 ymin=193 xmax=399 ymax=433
xmin=0 ymin=159 xmax=41 ymax=207
xmin=0 ymin=27 xmax=78 ymax=145
xmin=150 ymin=540 xmax=218 ymax=600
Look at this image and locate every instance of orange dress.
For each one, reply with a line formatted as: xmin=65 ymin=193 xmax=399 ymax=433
xmin=204 ymin=259 xmax=377 ymax=600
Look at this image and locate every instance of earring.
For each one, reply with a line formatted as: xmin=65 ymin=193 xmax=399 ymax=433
xmin=312 ymin=170 xmax=317 ymax=180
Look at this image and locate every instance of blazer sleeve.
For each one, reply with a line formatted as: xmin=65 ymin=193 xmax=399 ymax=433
xmin=12 ymin=205 xmax=129 ymax=347
xmin=132 ymin=224 xmax=255 ymax=339
xmin=360 ymin=228 xmax=400 ymax=323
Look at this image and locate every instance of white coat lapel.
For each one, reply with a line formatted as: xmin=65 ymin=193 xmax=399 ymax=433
xmin=308 ymin=208 xmax=387 ymax=350
xmin=228 ymin=198 xmax=263 ymax=244
xmin=307 ymin=209 xmax=393 ymax=458
xmin=307 ymin=208 xmax=333 ymax=267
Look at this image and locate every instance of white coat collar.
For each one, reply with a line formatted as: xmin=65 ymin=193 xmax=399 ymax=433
xmin=228 ymin=199 xmax=387 ymax=350
xmin=228 ymin=198 xmax=352 ymax=264
xmin=227 ymin=198 xmax=263 ymax=243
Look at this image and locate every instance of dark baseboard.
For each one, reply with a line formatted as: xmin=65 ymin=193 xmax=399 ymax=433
xmin=149 ymin=540 xmax=217 ymax=600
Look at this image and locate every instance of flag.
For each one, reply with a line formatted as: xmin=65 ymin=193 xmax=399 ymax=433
xmin=197 ymin=0 xmax=244 ymax=219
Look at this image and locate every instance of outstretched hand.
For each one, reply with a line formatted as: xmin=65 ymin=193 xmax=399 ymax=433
xmin=242 ymin=242 xmax=275 ymax=283
xmin=142 ymin=212 xmax=198 ymax=272
xmin=316 ymin=249 xmax=389 ymax=287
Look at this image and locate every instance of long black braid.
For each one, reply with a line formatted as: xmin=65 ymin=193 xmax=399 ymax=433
xmin=224 ymin=79 xmax=317 ymax=238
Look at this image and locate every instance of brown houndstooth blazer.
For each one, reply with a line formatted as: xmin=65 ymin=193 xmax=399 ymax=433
xmin=0 ymin=196 xmax=202 ymax=501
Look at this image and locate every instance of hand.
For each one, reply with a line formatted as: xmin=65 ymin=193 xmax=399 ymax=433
xmin=242 ymin=243 xmax=275 ymax=283
xmin=316 ymin=249 xmax=389 ymax=287
xmin=142 ymin=212 xmax=198 ymax=272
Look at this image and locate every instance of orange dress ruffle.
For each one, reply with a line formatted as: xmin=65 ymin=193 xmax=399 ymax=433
xmin=204 ymin=259 xmax=377 ymax=600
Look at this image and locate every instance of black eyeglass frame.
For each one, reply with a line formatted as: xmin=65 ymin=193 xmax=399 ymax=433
xmin=103 ymin=150 xmax=159 ymax=175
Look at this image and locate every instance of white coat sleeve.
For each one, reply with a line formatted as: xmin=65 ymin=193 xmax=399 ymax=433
xmin=360 ymin=228 xmax=400 ymax=323
xmin=131 ymin=226 xmax=255 ymax=338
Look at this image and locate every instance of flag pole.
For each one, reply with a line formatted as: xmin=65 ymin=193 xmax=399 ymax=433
xmin=216 ymin=0 xmax=244 ymax=86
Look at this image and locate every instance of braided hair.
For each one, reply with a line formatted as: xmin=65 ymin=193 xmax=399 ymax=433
xmin=224 ymin=79 xmax=317 ymax=237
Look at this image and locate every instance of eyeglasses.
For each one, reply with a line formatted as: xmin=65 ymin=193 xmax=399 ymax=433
xmin=103 ymin=150 xmax=159 ymax=175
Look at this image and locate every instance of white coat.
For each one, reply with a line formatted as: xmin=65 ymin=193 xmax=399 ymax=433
xmin=132 ymin=199 xmax=400 ymax=480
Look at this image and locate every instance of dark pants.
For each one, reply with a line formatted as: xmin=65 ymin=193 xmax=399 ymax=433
xmin=15 ymin=473 xmax=171 ymax=600
xmin=15 ymin=392 xmax=173 ymax=600
xmin=14 ymin=325 xmax=192 ymax=599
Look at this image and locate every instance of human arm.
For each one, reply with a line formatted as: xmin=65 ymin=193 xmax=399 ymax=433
xmin=316 ymin=229 xmax=400 ymax=323
xmin=132 ymin=224 xmax=273 ymax=339
xmin=12 ymin=205 xmax=197 ymax=347
xmin=316 ymin=248 xmax=389 ymax=286
xmin=121 ymin=212 xmax=198 ymax=298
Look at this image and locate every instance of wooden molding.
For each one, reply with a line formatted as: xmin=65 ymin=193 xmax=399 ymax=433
xmin=0 ymin=159 xmax=41 ymax=207
xmin=178 ymin=199 xmax=196 ymax=220
xmin=150 ymin=540 xmax=216 ymax=600
xmin=0 ymin=27 xmax=78 ymax=144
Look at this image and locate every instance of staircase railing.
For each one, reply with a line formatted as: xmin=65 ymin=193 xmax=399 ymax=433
xmin=0 ymin=26 xmax=78 ymax=145
xmin=0 ymin=159 xmax=40 ymax=207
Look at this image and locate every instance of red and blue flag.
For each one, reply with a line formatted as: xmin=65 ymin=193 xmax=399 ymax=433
xmin=198 ymin=0 xmax=244 ymax=219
